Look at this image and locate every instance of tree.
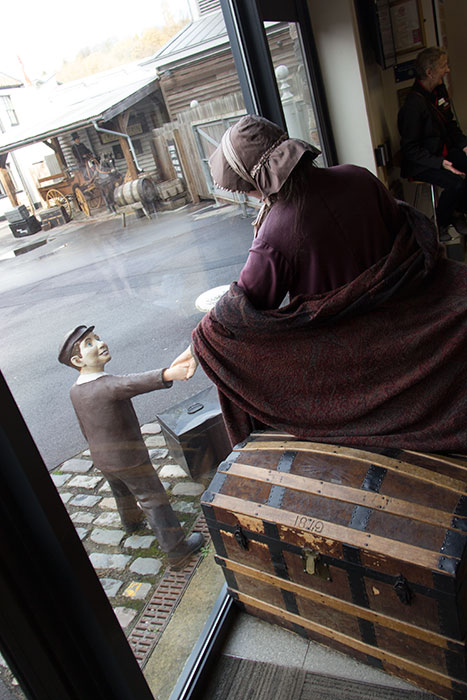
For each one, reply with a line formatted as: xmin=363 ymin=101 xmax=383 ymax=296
xmin=56 ymin=15 xmax=188 ymax=83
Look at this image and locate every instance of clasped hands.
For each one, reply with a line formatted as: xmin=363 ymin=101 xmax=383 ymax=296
xmin=168 ymin=345 xmax=198 ymax=381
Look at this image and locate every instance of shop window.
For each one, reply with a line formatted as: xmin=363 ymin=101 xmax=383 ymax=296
xmin=0 ymin=95 xmax=19 ymax=127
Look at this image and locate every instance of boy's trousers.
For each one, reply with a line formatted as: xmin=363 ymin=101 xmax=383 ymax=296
xmin=103 ymin=462 xmax=185 ymax=553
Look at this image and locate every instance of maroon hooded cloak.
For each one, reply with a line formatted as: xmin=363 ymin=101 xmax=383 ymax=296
xmin=192 ymin=203 xmax=467 ymax=454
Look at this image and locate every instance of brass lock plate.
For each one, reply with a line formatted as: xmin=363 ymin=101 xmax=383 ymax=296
xmin=301 ymin=549 xmax=331 ymax=581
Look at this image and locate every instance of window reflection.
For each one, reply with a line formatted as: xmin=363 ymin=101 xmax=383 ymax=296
xmin=0 ymin=3 xmax=254 ymax=700
xmin=265 ymin=21 xmax=325 ymax=166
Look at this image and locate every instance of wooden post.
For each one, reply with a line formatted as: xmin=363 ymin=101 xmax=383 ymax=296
xmin=46 ymin=138 xmax=68 ymax=172
xmin=173 ymin=128 xmax=199 ymax=204
xmin=117 ymin=113 xmax=138 ymax=181
xmin=153 ymin=134 xmax=176 ymax=181
xmin=0 ymin=154 xmax=19 ymax=207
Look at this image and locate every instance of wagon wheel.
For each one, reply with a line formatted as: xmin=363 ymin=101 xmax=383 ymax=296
xmin=74 ymin=186 xmax=90 ymax=217
xmin=46 ymin=188 xmax=72 ymax=218
xmin=87 ymin=188 xmax=104 ymax=210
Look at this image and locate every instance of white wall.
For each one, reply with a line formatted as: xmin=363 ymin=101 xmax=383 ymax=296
xmin=308 ymin=0 xmax=377 ymax=173
xmin=315 ymin=0 xmax=467 ymax=197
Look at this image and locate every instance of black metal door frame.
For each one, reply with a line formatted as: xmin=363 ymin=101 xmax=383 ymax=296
xmin=220 ymin=0 xmax=338 ymax=165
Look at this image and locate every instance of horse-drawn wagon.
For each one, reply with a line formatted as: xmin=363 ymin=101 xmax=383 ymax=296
xmin=36 ymin=157 xmax=122 ymax=217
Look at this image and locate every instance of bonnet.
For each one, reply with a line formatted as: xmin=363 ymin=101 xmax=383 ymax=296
xmin=208 ymin=114 xmax=320 ymax=233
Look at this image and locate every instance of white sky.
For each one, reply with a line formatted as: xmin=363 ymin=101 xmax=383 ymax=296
xmin=1 ymin=0 xmax=191 ymax=81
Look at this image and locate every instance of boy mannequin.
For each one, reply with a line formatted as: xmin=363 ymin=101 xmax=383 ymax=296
xmin=58 ymin=325 xmax=204 ymax=569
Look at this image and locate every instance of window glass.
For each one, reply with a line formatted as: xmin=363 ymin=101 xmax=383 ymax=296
xmin=0 ymin=3 xmax=254 ymax=699
xmin=264 ymin=21 xmax=325 ymax=167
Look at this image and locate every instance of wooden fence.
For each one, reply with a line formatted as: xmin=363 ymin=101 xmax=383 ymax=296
xmin=151 ymin=93 xmax=246 ymax=203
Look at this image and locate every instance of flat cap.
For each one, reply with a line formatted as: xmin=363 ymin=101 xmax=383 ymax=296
xmin=58 ymin=325 xmax=94 ymax=366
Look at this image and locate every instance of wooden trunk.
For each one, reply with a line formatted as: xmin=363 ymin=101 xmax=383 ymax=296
xmin=201 ymin=432 xmax=467 ymax=700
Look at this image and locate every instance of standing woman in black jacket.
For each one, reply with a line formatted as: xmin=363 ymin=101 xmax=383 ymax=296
xmin=398 ymin=46 xmax=467 ymax=238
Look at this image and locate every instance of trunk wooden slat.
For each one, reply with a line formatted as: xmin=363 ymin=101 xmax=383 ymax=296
xmin=201 ymin=432 xmax=467 ymax=700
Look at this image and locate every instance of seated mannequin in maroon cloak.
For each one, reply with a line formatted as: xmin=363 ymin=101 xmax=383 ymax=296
xmin=170 ymin=115 xmax=467 ymax=455
xmin=58 ymin=325 xmax=204 ymax=569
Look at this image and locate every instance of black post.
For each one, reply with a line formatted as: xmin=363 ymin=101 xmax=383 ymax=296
xmin=220 ymin=0 xmax=337 ymax=165
xmin=219 ymin=0 xmax=286 ymax=128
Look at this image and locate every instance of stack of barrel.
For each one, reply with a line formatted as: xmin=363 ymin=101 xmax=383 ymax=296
xmin=113 ymin=177 xmax=157 ymax=214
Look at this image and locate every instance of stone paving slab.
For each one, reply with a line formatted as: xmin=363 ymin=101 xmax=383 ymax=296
xmin=100 ymin=578 xmax=123 ymax=597
xmin=90 ymin=528 xmax=125 ymax=546
xmin=71 ymin=511 xmax=95 ymax=524
xmin=172 ymin=482 xmax=205 ymax=497
xmin=75 ymin=528 xmax=89 ymax=540
xmin=114 ymin=607 xmax=138 ymax=629
xmin=99 ymin=497 xmax=117 ymax=510
xmin=145 ymin=435 xmax=167 ymax=448
xmin=149 ymin=448 xmax=169 ymax=461
xmin=130 ymin=557 xmax=162 ymax=576
xmin=94 ymin=512 xmax=121 ymax=527
xmin=172 ymin=501 xmax=198 ymax=514
xmin=159 ymin=464 xmax=188 ymax=478
xmin=89 ymin=553 xmax=131 ymax=570
xmin=123 ymin=535 xmax=155 ymax=549
xmin=123 ymin=581 xmax=152 ymax=599
xmin=141 ymin=422 xmax=162 ymax=434
xmin=68 ymin=475 xmax=103 ymax=489
xmin=70 ymin=494 xmax=101 ymax=507
xmin=61 ymin=458 xmax=93 ymax=473
xmin=50 ymin=474 xmax=71 ymax=487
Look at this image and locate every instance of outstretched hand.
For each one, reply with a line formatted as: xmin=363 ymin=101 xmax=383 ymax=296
xmin=170 ymin=345 xmax=198 ymax=379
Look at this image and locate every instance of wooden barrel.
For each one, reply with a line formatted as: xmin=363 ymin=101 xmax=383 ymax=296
xmin=114 ymin=177 xmax=156 ymax=207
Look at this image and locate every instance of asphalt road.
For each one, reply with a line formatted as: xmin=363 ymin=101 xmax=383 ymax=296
xmin=0 ymin=203 xmax=254 ymax=470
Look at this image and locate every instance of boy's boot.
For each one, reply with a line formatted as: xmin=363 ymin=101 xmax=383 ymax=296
xmin=167 ymin=532 xmax=205 ymax=570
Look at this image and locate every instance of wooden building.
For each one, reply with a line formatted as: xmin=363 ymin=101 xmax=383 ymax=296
xmin=145 ymin=2 xmax=318 ymax=205
xmin=0 ymin=62 xmax=172 ymax=212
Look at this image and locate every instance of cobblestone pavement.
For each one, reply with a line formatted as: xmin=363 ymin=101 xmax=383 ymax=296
xmin=0 ymin=419 xmax=213 ymax=697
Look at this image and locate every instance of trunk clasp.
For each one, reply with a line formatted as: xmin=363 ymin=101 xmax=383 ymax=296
xmin=301 ymin=549 xmax=331 ymax=580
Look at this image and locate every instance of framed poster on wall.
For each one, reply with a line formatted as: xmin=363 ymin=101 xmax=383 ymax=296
xmin=355 ymin=0 xmax=396 ymax=70
xmin=389 ymin=0 xmax=425 ymax=55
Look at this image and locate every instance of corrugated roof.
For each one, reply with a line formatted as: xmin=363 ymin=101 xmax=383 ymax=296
xmin=144 ymin=10 xmax=279 ymax=70
xmin=0 ymin=72 xmax=23 ymax=89
xmin=0 ymin=63 xmax=159 ymax=154
xmin=143 ymin=10 xmax=228 ymax=69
